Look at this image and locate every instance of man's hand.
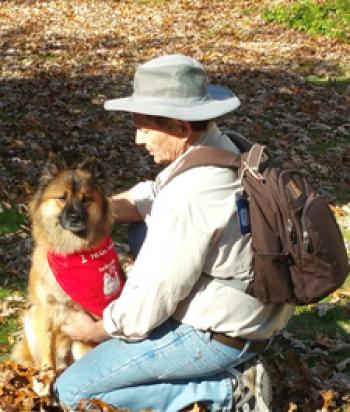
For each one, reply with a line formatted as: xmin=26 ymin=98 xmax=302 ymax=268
xmin=109 ymin=191 xmax=143 ymax=222
xmin=61 ymin=312 xmax=109 ymax=343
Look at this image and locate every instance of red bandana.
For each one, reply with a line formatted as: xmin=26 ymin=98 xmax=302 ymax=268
xmin=47 ymin=237 xmax=124 ymax=317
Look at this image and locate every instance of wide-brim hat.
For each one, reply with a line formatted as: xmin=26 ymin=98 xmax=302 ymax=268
xmin=104 ymin=54 xmax=240 ymax=121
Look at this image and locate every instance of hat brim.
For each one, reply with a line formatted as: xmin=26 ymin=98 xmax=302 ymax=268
xmin=104 ymin=85 xmax=240 ymax=121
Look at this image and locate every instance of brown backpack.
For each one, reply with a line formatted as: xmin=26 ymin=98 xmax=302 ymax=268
xmin=165 ymin=132 xmax=349 ymax=305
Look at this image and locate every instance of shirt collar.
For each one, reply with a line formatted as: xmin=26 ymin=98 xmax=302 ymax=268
xmin=194 ymin=123 xmax=222 ymax=147
xmin=156 ymin=123 xmax=229 ymax=185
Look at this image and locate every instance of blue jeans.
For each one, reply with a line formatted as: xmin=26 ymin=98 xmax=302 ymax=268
xmin=55 ymin=318 xmax=257 ymax=411
xmin=127 ymin=221 xmax=148 ymax=258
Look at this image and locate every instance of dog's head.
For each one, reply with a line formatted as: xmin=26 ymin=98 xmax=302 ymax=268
xmin=30 ymin=162 xmax=112 ymax=253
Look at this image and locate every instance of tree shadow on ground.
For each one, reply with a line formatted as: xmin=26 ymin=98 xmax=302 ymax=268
xmin=1 ymin=63 xmax=349 ymax=206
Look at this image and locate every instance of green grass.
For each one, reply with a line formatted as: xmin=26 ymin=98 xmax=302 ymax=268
xmin=0 ymin=207 xmax=28 ymax=359
xmin=0 ymin=275 xmax=27 ymax=299
xmin=38 ymin=52 xmax=57 ymax=61
xmin=307 ymin=136 xmax=349 ymax=155
xmin=0 ymin=108 xmax=24 ymax=126
xmin=69 ymin=96 xmax=97 ymax=114
xmin=0 ymin=317 xmax=19 ymax=361
xmin=306 ymin=73 xmax=350 ymax=93
xmin=112 ymin=222 xmax=129 ymax=244
xmin=0 ymin=276 xmax=26 ymax=361
xmin=288 ymin=296 xmax=350 ymax=339
xmin=263 ymin=0 xmax=350 ymax=43
xmin=241 ymin=7 xmax=254 ymax=16
xmin=342 ymin=228 xmax=350 ymax=243
xmin=269 ymin=273 xmax=350 ymax=387
xmin=0 ymin=208 xmax=26 ymax=234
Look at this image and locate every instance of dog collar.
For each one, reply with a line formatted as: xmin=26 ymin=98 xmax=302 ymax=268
xmin=47 ymin=236 xmax=124 ymax=317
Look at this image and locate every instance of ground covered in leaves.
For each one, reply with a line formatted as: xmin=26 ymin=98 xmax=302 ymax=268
xmin=0 ymin=0 xmax=349 ymax=411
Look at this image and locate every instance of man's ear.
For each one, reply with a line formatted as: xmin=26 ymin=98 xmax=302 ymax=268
xmin=179 ymin=120 xmax=200 ymax=144
xmin=168 ymin=119 xmax=192 ymax=138
xmin=178 ymin=120 xmax=191 ymax=137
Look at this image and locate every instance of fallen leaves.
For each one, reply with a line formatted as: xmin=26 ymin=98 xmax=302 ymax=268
xmin=0 ymin=0 xmax=349 ymax=410
xmin=0 ymin=361 xmax=206 ymax=411
xmin=0 ymin=0 xmax=349 ymax=206
xmin=332 ymin=288 xmax=350 ymax=301
xmin=0 ymin=297 xmax=24 ymax=324
xmin=0 ymin=361 xmax=56 ymax=411
xmin=270 ymin=331 xmax=350 ymax=411
xmin=0 ymin=361 xmax=134 ymax=411
xmin=321 ymin=389 xmax=337 ymax=411
xmin=0 ymin=294 xmax=26 ymax=356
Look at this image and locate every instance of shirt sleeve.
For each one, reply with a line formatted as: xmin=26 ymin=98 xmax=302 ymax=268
xmin=103 ymin=202 xmax=212 ymax=340
xmin=128 ymin=181 xmax=156 ymax=220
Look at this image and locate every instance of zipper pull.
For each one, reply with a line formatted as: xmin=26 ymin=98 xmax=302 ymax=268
xmin=287 ymin=218 xmax=297 ymax=244
xmin=303 ymin=230 xmax=313 ymax=253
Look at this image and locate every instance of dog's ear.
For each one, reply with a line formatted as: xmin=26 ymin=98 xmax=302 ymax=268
xmin=30 ymin=157 xmax=67 ymax=215
xmin=39 ymin=155 xmax=67 ymax=187
xmin=77 ymin=156 xmax=105 ymax=180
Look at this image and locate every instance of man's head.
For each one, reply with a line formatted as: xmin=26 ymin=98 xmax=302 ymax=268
xmin=104 ymin=54 xmax=240 ymax=163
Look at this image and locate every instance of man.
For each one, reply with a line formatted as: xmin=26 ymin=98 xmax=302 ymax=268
xmin=55 ymin=54 xmax=294 ymax=411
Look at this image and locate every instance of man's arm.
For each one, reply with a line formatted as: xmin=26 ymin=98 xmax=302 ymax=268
xmin=102 ymin=205 xmax=210 ymax=340
xmin=109 ymin=191 xmax=143 ymax=222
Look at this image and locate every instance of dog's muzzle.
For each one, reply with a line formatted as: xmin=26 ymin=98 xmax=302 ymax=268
xmin=59 ymin=204 xmax=88 ymax=233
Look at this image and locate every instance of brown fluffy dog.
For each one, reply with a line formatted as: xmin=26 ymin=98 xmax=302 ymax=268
xmin=12 ymin=164 xmax=117 ymax=372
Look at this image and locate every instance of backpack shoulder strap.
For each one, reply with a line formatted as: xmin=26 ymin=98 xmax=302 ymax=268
xmin=223 ymin=129 xmax=253 ymax=153
xmin=161 ymin=145 xmax=241 ymax=188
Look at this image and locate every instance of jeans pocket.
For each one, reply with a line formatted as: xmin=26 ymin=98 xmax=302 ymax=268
xmin=208 ymin=337 xmax=242 ymax=360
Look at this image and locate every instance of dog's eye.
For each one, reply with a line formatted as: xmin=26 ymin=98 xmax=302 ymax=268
xmin=57 ymin=193 xmax=67 ymax=201
xmin=81 ymin=194 xmax=90 ymax=204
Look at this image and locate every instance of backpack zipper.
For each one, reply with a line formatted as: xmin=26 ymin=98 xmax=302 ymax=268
xmin=301 ymin=193 xmax=325 ymax=253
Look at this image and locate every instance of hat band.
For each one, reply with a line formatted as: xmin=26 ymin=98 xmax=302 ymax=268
xmin=131 ymin=93 xmax=211 ymax=107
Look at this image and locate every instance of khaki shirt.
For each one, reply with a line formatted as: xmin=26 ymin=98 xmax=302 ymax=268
xmin=104 ymin=124 xmax=294 ymax=340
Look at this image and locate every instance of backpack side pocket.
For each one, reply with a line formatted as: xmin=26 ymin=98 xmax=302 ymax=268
xmin=292 ymin=195 xmax=349 ymax=304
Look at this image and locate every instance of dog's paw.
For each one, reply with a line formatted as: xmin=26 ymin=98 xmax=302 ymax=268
xmin=32 ymin=368 xmax=56 ymax=397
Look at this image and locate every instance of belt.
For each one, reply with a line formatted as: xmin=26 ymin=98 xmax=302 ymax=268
xmin=211 ymin=332 xmax=268 ymax=353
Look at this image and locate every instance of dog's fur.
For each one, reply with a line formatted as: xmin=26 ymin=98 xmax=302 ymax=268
xmin=12 ymin=164 xmax=114 ymax=372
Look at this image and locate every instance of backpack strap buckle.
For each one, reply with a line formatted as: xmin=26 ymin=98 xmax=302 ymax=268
xmin=247 ymin=144 xmax=269 ymax=171
xmin=240 ymin=144 xmax=269 ymax=180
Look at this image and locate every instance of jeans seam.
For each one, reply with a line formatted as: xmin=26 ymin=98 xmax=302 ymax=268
xmin=223 ymin=375 xmax=233 ymax=411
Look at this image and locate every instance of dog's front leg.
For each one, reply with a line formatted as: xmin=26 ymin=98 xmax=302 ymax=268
xmin=30 ymin=304 xmax=55 ymax=371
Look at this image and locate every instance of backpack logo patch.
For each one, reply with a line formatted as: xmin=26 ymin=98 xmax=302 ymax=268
xmin=286 ymin=180 xmax=302 ymax=200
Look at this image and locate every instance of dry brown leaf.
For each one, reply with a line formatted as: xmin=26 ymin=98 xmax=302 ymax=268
xmin=190 ymin=402 xmax=206 ymax=412
xmin=312 ymin=332 xmax=335 ymax=347
xmin=331 ymin=288 xmax=350 ymax=300
xmin=330 ymin=205 xmax=347 ymax=217
xmin=320 ymin=389 xmax=335 ymax=410
xmin=288 ymin=402 xmax=298 ymax=411
xmin=1 ymin=0 xmax=350 ymax=410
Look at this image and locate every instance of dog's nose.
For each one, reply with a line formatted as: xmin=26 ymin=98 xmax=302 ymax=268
xmin=59 ymin=203 xmax=87 ymax=233
xmin=69 ymin=209 xmax=84 ymax=222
